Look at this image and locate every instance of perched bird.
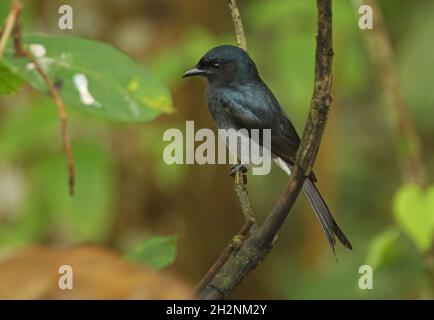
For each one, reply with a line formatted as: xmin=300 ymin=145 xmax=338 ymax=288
xmin=183 ymin=45 xmax=352 ymax=253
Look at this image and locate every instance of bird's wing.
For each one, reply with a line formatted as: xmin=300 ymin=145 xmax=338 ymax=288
xmin=219 ymin=84 xmax=301 ymax=167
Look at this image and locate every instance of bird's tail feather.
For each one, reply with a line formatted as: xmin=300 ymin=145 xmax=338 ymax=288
xmin=302 ymin=178 xmax=352 ymax=253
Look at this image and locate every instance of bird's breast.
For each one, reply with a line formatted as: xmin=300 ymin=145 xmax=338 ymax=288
xmin=205 ymin=86 xmax=236 ymax=131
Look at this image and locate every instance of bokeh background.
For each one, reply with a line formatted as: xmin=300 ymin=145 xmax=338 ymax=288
xmin=0 ymin=0 xmax=433 ymax=299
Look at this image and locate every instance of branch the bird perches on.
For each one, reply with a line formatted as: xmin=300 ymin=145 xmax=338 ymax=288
xmin=195 ymin=0 xmax=335 ymax=299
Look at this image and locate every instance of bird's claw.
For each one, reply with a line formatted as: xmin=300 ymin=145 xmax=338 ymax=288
xmin=230 ymin=164 xmax=248 ymax=177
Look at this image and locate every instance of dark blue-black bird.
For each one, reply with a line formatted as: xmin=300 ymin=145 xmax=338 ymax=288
xmin=183 ymin=45 xmax=352 ymax=253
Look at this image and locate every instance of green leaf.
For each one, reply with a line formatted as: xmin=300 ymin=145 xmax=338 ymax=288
xmin=366 ymin=228 xmax=400 ymax=270
xmin=126 ymin=235 xmax=177 ymax=270
xmin=0 ymin=63 xmax=23 ymax=95
xmin=393 ymin=184 xmax=434 ymax=252
xmin=2 ymin=34 xmax=173 ymax=122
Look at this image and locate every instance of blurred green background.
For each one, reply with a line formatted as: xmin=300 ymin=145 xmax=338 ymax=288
xmin=0 ymin=0 xmax=433 ymax=299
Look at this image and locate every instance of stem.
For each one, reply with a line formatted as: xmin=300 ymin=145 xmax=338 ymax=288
xmin=9 ymin=0 xmax=75 ymax=195
xmin=23 ymin=51 xmax=75 ymax=195
xmin=0 ymin=1 xmax=21 ymax=59
xmin=228 ymin=0 xmax=247 ymax=51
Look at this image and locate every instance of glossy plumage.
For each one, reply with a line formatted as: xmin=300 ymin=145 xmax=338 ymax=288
xmin=184 ymin=45 xmax=352 ymax=253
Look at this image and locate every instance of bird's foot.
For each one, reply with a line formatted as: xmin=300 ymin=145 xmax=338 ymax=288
xmin=230 ymin=164 xmax=248 ymax=177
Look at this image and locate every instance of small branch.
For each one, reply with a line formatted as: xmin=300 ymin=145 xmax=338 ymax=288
xmin=228 ymin=0 xmax=247 ymax=51
xmin=8 ymin=1 xmax=75 ymax=195
xmin=228 ymin=0 xmax=255 ymax=241
xmin=23 ymin=51 xmax=75 ymax=195
xmin=197 ymin=0 xmax=334 ymax=299
xmin=233 ymin=171 xmax=256 ymax=227
xmin=194 ymin=0 xmax=253 ymax=296
xmin=0 ymin=1 xmax=21 ymax=59
xmin=352 ymin=0 xmax=426 ymax=186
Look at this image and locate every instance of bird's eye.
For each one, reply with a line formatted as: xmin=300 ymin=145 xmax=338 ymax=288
xmin=213 ymin=63 xmax=220 ymax=69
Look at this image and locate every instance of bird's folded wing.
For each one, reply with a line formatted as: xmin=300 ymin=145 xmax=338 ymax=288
xmin=219 ymin=88 xmax=301 ymax=167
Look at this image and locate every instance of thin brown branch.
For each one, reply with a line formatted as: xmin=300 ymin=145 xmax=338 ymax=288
xmin=228 ymin=0 xmax=247 ymax=51
xmin=10 ymin=1 xmax=75 ymax=195
xmin=233 ymin=171 xmax=256 ymax=228
xmin=197 ymin=0 xmax=334 ymax=299
xmin=352 ymin=0 xmax=426 ymax=186
xmin=23 ymin=51 xmax=75 ymax=195
xmin=0 ymin=1 xmax=21 ymax=59
xmin=228 ymin=0 xmax=255 ymax=240
xmin=194 ymin=0 xmax=254 ymax=296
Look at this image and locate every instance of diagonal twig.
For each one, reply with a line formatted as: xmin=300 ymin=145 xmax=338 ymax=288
xmin=18 ymin=50 xmax=76 ymax=195
xmin=228 ymin=0 xmax=247 ymax=51
xmin=0 ymin=0 xmax=21 ymax=59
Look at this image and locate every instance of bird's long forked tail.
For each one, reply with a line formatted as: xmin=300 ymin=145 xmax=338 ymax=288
xmin=302 ymin=178 xmax=352 ymax=255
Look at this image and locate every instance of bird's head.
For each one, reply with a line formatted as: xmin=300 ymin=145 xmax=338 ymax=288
xmin=182 ymin=45 xmax=258 ymax=85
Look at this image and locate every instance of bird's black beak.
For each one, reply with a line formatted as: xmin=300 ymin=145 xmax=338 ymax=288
xmin=182 ymin=67 xmax=207 ymax=78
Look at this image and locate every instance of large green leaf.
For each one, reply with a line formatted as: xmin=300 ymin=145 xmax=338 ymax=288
xmin=2 ymin=34 xmax=173 ymax=122
xmin=393 ymin=184 xmax=434 ymax=252
xmin=126 ymin=235 xmax=177 ymax=270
